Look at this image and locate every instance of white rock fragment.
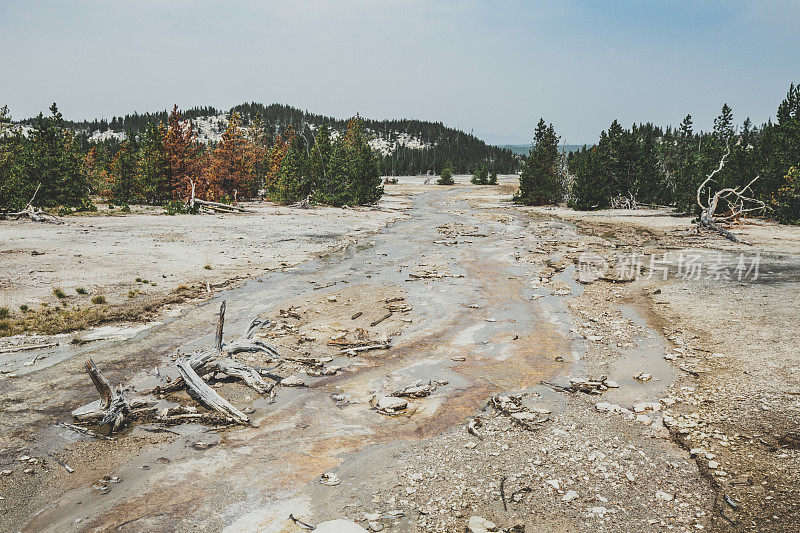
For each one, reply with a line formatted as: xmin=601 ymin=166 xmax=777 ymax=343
xmin=280 ymin=375 xmax=305 ymax=387
xmin=655 ymin=490 xmax=674 ymax=502
xmin=562 ymin=490 xmax=579 ymax=502
xmin=546 ymin=479 xmax=561 ymax=491
xmin=466 ymin=516 xmax=498 ymax=533
xmin=320 ymin=472 xmax=341 ymax=486
xmin=376 ymin=396 xmax=408 ymax=413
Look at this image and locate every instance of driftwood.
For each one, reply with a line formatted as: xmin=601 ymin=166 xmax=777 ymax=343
xmin=72 ymin=301 xmax=278 ymax=433
xmin=3 ymin=185 xmax=63 ymax=224
xmin=0 ymin=342 xmax=58 ymax=354
xmin=72 ymin=359 xmax=130 ymax=432
xmin=176 ymin=353 xmax=252 ymax=426
xmin=195 ymin=199 xmax=251 ymax=213
xmin=695 ymin=145 xmax=767 ymax=244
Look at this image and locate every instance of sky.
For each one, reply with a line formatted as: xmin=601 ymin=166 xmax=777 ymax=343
xmin=1 ymin=0 xmax=799 ymax=145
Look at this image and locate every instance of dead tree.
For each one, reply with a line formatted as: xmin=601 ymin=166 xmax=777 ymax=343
xmin=72 ymin=359 xmax=130 ymax=432
xmin=2 ymin=184 xmax=63 ymax=224
xmin=695 ymin=145 xmax=766 ymax=244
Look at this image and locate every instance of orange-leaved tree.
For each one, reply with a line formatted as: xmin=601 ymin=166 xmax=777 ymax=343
xmin=163 ymin=105 xmax=205 ymax=200
xmin=206 ymin=111 xmax=261 ymax=201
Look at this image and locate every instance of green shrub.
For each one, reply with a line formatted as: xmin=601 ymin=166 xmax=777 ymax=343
xmin=53 ymin=288 xmax=67 ymax=299
xmin=76 ymin=287 xmax=88 ymax=295
xmin=91 ymin=295 xmax=106 ymax=305
xmin=0 ymin=307 xmax=9 ymax=319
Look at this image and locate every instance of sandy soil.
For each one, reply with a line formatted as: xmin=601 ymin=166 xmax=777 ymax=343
xmin=0 ymin=192 xmax=410 ymax=314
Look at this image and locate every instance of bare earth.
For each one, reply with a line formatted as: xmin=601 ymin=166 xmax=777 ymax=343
xmin=0 ymin=176 xmax=798 ymax=532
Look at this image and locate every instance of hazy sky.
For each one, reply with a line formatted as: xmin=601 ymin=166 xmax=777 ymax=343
xmin=2 ymin=1 xmax=799 ymax=144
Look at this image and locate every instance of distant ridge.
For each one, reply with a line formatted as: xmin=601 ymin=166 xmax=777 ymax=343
xmin=500 ymin=144 xmax=589 ymax=155
xmin=18 ymin=102 xmax=520 ymax=174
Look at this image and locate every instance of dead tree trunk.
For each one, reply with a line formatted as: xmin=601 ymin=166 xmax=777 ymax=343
xmin=72 ymin=359 xmax=129 ymax=432
xmin=176 ymin=353 xmax=252 ymax=426
xmin=695 ymin=144 xmax=766 ymax=244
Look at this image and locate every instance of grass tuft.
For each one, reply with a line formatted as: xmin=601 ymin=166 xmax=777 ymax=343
xmin=53 ymin=288 xmax=67 ymax=299
xmin=91 ymin=295 xmax=107 ymax=305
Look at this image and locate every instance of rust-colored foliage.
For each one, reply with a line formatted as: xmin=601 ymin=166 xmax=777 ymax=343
xmin=163 ymin=105 xmax=204 ymax=200
xmin=206 ymin=111 xmax=261 ymax=200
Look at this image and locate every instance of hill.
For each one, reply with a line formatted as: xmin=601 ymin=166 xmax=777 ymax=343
xmin=19 ymin=103 xmax=519 ymax=175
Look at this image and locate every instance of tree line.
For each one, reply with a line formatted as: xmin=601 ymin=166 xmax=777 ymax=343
xmin=515 ymin=83 xmax=800 ymax=224
xmin=1 ymin=105 xmax=383 ymax=212
xmin=20 ymin=101 xmax=519 ymax=178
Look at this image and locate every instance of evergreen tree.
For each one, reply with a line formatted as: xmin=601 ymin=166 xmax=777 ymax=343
xmin=138 ymin=122 xmax=170 ymax=203
xmin=0 ymin=106 xmax=28 ymax=212
xmin=515 ymin=119 xmax=561 ymax=205
xmin=23 ymin=103 xmax=89 ymax=208
xmin=163 ymin=105 xmax=203 ymax=200
xmin=106 ymin=131 xmax=139 ymax=204
xmin=437 ymin=162 xmax=454 ymax=185
xmin=270 ymin=134 xmax=309 ymax=204
xmin=471 ymin=163 xmax=488 ymax=184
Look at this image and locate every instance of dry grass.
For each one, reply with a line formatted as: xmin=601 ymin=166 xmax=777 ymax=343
xmin=0 ymin=285 xmax=202 ymax=337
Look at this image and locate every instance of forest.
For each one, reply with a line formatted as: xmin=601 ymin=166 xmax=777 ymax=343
xmin=0 ymin=105 xmax=384 ymax=212
xmin=517 ymin=83 xmax=800 ymax=224
xmin=1 ymin=102 xmax=517 ymax=214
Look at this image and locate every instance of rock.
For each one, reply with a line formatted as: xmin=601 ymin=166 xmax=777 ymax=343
xmin=464 ymin=441 xmax=478 ymax=449
xmin=466 ymin=516 xmax=498 ymax=533
xmin=708 ymin=460 xmax=719 ymax=469
xmin=655 ymin=490 xmax=674 ymax=502
xmin=314 ymin=519 xmax=368 ymax=533
xmin=546 ymin=479 xmax=561 ymax=491
xmin=636 ymin=414 xmax=653 ymax=425
xmin=634 ymin=372 xmax=652 ymax=382
xmin=1 ymin=470 xmax=11 ymax=476
xmin=377 ymin=396 xmax=408 ymax=413
xmin=625 ymin=472 xmax=636 ymax=482
xmin=604 ymin=380 xmax=620 ymax=388
xmin=320 ymin=472 xmax=341 ymax=486
xmin=280 ymin=375 xmax=305 ymax=387
xmin=368 ymin=521 xmax=384 ymax=531
xmin=562 ymin=490 xmax=579 ymax=502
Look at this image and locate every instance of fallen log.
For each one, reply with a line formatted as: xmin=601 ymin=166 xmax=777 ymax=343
xmin=176 ymin=354 xmax=251 ymax=426
xmin=213 ymin=357 xmax=274 ymax=395
xmin=194 ymin=198 xmax=252 ymax=213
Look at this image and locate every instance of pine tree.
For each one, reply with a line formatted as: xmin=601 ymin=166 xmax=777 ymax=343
xmin=437 ymin=162 xmax=454 ymax=185
xmin=139 ymin=122 xmax=170 ymax=203
xmin=0 ymin=106 xmax=28 ymax=212
xmin=270 ymin=133 xmax=309 ymax=204
xmin=23 ymin=103 xmax=89 ymax=208
xmin=471 ymin=163 xmax=488 ymax=184
xmin=106 ymin=131 xmax=139 ymax=204
xmin=163 ymin=105 xmax=203 ymax=200
xmin=714 ymin=103 xmax=735 ymax=141
xmin=515 ymin=119 xmax=560 ymax=205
